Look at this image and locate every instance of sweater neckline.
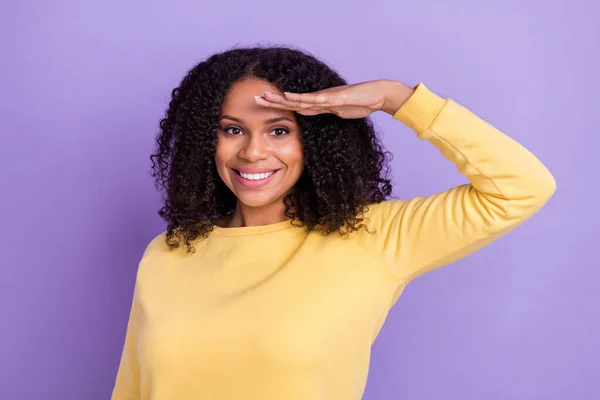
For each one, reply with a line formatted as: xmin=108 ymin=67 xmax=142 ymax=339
xmin=211 ymin=218 xmax=297 ymax=236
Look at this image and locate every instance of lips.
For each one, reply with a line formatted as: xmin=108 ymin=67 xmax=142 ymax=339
xmin=233 ymin=169 xmax=278 ymax=179
xmin=234 ymin=167 xmax=279 ymax=174
xmin=231 ymin=168 xmax=280 ymax=189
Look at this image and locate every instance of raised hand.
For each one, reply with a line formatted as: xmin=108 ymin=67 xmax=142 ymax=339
xmin=253 ymin=80 xmax=414 ymax=119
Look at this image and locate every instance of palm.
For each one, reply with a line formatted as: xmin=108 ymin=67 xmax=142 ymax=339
xmin=255 ymin=81 xmax=387 ymax=119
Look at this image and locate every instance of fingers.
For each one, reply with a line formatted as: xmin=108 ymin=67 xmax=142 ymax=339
xmin=297 ymin=108 xmax=329 ymax=116
xmin=253 ymin=96 xmax=330 ymax=116
xmin=264 ymin=92 xmax=316 ymax=108
xmin=253 ymin=95 xmax=291 ymax=109
xmin=283 ymin=92 xmax=330 ymax=105
xmin=253 ymin=94 xmax=303 ymax=111
xmin=253 ymin=91 xmax=335 ymax=111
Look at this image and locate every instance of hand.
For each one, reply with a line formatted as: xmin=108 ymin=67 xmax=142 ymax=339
xmin=253 ymin=79 xmax=414 ymax=119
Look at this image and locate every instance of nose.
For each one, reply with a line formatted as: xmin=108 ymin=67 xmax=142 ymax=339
xmin=238 ymin=133 xmax=269 ymax=162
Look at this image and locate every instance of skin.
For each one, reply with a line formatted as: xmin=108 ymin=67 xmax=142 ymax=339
xmin=215 ymin=78 xmax=304 ymax=228
xmin=215 ymin=78 xmax=415 ymax=228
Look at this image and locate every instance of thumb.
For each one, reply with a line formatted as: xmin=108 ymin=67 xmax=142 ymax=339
xmin=297 ymin=109 xmax=323 ymax=116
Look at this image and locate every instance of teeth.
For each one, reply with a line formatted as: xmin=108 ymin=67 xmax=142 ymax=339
xmin=239 ymin=171 xmax=275 ymax=180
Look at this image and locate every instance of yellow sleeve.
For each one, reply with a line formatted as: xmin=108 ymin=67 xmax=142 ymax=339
xmin=357 ymin=83 xmax=556 ymax=283
xmin=111 ymin=276 xmax=142 ymax=399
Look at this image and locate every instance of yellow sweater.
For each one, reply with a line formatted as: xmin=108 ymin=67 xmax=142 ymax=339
xmin=112 ymin=84 xmax=556 ymax=400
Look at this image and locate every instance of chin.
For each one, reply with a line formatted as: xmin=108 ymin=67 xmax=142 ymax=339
xmin=235 ymin=192 xmax=280 ymax=208
xmin=240 ymin=201 xmax=273 ymax=209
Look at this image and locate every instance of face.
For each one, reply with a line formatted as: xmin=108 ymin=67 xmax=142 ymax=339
xmin=215 ymin=78 xmax=304 ymax=209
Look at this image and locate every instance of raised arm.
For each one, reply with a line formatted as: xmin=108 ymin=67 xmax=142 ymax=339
xmin=254 ymin=79 xmax=556 ymax=283
xmin=359 ymin=82 xmax=556 ymax=282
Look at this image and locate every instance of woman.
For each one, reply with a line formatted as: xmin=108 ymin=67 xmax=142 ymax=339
xmin=112 ymin=46 xmax=556 ymax=399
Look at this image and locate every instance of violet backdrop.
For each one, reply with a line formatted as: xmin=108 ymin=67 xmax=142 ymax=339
xmin=1 ymin=0 xmax=598 ymax=399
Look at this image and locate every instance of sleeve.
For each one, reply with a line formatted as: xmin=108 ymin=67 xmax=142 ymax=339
xmin=111 ymin=281 xmax=142 ymax=400
xmin=357 ymin=83 xmax=556 ymax=284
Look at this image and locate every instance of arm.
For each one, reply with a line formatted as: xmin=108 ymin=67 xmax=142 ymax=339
xmin=358 ymin=82 xmax=556 ymax=282
xmin=111 ymin=283 xmax=142 ymax=399
xmin=253 ymin=79 xmax=556 ymax=283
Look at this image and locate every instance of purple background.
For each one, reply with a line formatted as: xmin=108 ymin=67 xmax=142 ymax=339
xmin=1 ymin=0 xmax=598 ymax=399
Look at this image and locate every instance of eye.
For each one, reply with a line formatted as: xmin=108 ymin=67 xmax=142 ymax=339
xmin=223 ymin=126 xmax=243 ymax=135
xmin=271 ymin=127 xmax=290 ymax=136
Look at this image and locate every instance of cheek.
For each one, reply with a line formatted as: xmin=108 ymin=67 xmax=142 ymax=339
xmin=214 ymin=141 xmax=233 ymax=178
xmin=215 ymin=139 xmax=233 ymax=163
xmin=276 ymin=140 xmax=304 ymax=169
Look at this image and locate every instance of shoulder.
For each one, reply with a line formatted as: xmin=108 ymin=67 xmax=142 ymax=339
xmin=361 ymin=199 xmax=411 ymax=227
xmin=142 ymin=230 xmax=169 ymax=256
xmin=134 ymin=230 xmax=178 ymax=281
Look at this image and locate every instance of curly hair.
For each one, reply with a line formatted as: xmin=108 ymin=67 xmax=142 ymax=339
xmin=150 ymin=45 xmax=393 ymax=252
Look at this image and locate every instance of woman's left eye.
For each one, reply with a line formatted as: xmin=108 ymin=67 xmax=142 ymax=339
xmin=271 ymin=127 xmax=290 ymax=136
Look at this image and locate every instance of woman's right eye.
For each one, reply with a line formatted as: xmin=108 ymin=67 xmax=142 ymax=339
xmin=223 ymin=127 xmax=242 ymax=135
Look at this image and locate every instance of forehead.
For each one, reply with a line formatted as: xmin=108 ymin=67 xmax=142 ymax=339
xmin=220 ymin=79 xmax=296 ymax=121
xmin=225 ymin=78 xmax=281 ymax=100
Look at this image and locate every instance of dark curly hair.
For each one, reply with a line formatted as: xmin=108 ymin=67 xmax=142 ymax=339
xmin=150 ymin=45 xmax=393 ymax=252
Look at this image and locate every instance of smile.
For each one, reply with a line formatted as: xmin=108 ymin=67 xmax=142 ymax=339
xmin=232 ymin=169 xmax=280 ymax=188
xmin=236 ymin=170 xmax=277 ymax=181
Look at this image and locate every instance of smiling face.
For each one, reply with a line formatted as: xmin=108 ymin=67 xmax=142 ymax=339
xmin=215 ymin=78 xmax=304 ymax=212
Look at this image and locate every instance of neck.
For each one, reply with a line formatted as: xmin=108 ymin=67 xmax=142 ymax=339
xmin=224 ymin=199 xmax=290 ymax=228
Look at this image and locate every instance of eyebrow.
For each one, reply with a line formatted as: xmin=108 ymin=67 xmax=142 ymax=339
xmin=219 ymin=115 xmax=294 ymax=124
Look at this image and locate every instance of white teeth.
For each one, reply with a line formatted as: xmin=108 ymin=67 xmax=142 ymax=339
xmin=239 ymin=171 xmax=275 ymax=180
